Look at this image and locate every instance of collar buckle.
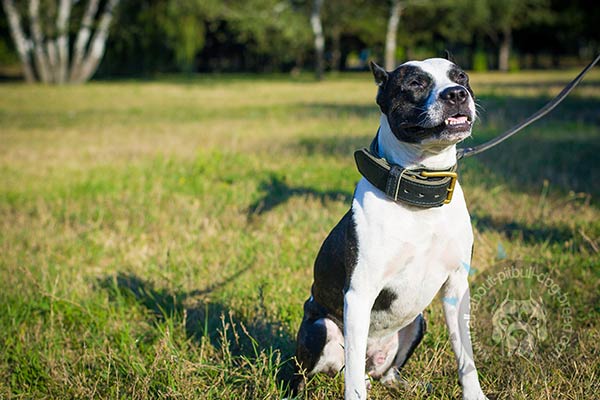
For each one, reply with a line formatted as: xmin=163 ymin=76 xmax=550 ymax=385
xmin=420 ymin=170 xmax=458 ymax=204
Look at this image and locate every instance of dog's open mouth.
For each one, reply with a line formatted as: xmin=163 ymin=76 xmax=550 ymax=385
xmin=399 ymin=114 xmax=472 ymax=138
xmin=443 ymin=114 xmax=472 ymax=132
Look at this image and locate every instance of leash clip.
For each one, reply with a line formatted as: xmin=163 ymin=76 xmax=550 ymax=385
xmin=420 ymin=170 xmax=458 ymax=204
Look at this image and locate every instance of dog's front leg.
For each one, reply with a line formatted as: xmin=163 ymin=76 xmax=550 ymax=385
xmin=343 ymin=287 xmax=375 ymax=400
xmin=442 ymin=269 xmax=488 ymax=400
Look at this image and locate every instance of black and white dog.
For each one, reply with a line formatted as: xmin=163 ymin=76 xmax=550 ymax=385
xmin=294 ymin=58 xmax=488 ymax=400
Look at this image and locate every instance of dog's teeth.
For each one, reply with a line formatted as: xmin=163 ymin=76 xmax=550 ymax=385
xmin=445 ymin=116 xmax=469 ymax=126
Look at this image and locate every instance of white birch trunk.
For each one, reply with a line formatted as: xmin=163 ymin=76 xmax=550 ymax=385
xmin=70 ymin=0 xmax=100 ymax=82
xmin=75 ymin=0 xmax=120 ymax=83
xmin=29 ymin=0 xmax=52 ymax=83
xmin=2 ymin=0 xmax=35 ymax=82
xmin=3 ymin=0 xmax=119 ymax=83
xmin=385 ymin=0 xmax=403 ymax=71
xmin=46 ymin=40 xmax=59 ymax=82
xmin=56 ymin=0 xmax=72 ymax=84
xmin=310 ymin=0 xmax=324 ymax=81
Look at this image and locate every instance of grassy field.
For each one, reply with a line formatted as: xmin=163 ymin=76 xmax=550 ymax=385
xmin=1 ymin=69 xmax=599 ymax=399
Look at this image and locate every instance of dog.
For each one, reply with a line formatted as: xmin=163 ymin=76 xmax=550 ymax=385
xmin=293 ymin=58 xmax=489 ymax=400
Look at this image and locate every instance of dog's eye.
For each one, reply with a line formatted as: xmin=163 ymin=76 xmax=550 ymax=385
xmin=456 ymin=72 xmax=468 ymax=83
xmin=408 ymin=79 xmax=426 ymax=89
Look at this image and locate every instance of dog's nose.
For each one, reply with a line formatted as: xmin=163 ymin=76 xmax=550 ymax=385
xmin=440 ymin=86 xmax=468 ymax=104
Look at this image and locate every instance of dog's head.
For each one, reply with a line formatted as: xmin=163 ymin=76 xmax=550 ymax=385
xmin=370 ymin=58 xmax=475 ymax=146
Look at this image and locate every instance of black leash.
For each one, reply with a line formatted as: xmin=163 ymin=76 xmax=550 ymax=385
xmin=457 ymin=54 xmax=600 ymax=160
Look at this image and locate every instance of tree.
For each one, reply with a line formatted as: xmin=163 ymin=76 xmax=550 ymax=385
xmin=385 ymin=0 xmax=403 ymax=70
xmin=310 ymin=0 xmax=324 ymax=80
xmin=318 ymin=0 xmax=387 ymax=72
xmin=96 ymin=0 xmax=311 ymax=76
xmin=160 ymin=2 xmax=209 ymax=73
xmin=485 ymin=0 xmax=552 ymax=71
xmin=2 ymin=0 xmax=120 ymax=83
xmin=97 ymin=0 xmax=215 ymax=76
xmin=221 ymin=0 xmax=312 ymax=72
xmin=423 ymin=0 xmax=490 ymax=68
xmin=384 ymin=0 xmax=430 ymax=70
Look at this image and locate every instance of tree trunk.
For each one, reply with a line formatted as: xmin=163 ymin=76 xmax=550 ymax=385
xmin=2 ymin=0 xmax=35 ymax=82
xmin=70 ymin=0 xmax=100 ymax=82
xmin=498 ymin=27 xmax=511 ymax=72
xmin=56 ymin=0 xmax=72 ymax=84
xmin=331 ymin=26 xmax=341 ymax=71
xmin=310 ymin=0 xmax=325 ymax=81
xmin=385 ymin=0 xmax=403 ymax=71
xmin=3 ymin=0 xmax=119 ymax=83
xmin=75 ymin=0 xmax=120 ymax=83
xmin=46 ymin=40 xmax=59 ymax=82
xmin=29 ymin=0 xmax=51 ymax=82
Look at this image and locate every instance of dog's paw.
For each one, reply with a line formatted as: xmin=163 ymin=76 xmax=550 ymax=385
xmin=461 ymin=374 xmax=489 ymax=400
xmin=381 ymin=368 xmax=433 ymax=395
xmin=380 ymin=368 xmax=409 ymax=390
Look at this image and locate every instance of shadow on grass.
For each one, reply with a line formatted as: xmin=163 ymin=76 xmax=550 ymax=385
xmin=97 ymin=270 xmax=297 ymax=388
xmin=247 ymin=173 xmax=351 ymax=216
xmin=471 ymin=214 xmax=577 ymax=247
xmin=471 ymin=135 xmax=600 ymax=198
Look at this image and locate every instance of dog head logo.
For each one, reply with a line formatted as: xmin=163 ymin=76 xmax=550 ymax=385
xmin=491 ymin=293 xmax=548 ymax=356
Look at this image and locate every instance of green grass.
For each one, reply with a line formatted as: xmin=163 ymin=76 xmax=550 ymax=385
xmin=1 ymin=69 xmax=599 ymax=399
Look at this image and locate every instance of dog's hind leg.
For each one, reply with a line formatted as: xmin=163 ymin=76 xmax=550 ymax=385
xmin=380 ymin=313 xmax=426 ymax=387
xmin=292 ymin=299 xmax=344 ymax=393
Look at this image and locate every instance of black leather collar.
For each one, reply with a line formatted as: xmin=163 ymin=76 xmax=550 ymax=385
xmin=354 ymin=134 xmax=458 ymax=208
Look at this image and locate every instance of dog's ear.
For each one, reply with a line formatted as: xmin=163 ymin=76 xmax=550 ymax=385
xmin=443 ymin=50 xmax=455 ymax=64
xmin=369 ymin=61 xmax=388 ymax=87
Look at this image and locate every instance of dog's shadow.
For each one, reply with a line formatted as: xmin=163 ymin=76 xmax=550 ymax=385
xmin=97 ymin=270 xmax=297 ymax=388
xmin=247 ymin=173 xmax=351 ymax=216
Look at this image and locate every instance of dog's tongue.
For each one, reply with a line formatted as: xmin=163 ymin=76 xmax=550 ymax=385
xmin=447 ymin=116 xmax=468 ymax=124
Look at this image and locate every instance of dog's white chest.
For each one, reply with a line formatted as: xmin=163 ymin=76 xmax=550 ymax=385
xmin=351 ymin=178 xmax=473 ymax=337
